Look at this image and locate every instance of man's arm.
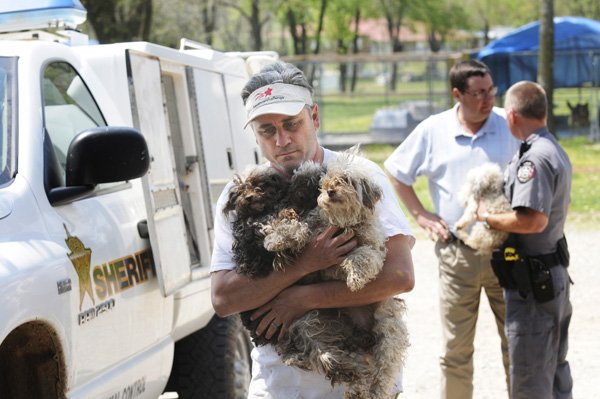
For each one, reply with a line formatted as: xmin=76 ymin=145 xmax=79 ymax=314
xmin=251 ymin=234 xmax=415 ymax=339
xmin=211 ymin=226 xmax=357 ymax=317
xmin=385 ymin=170 xmax=450 ymax=241
xmin=300 ymin=234 xmax=415 ymax=306
xmin=477 ymin=205 xmax=548 ymax=234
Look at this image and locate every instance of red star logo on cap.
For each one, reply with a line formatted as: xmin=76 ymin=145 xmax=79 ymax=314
xmin=254 ymin=87 xmax=273 ymax=100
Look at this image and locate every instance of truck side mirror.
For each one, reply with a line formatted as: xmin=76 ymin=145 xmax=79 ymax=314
xmin=48 ymin=127 xmax=150 ymax=204
xmin=66 ymin=126 xmax=150 ymax=186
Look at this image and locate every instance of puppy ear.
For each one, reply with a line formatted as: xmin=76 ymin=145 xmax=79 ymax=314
xmin=223 ymin=174 xmax=244 ymax=215
xmin=357 ymin=178 xmax=382 ymax=210
xmin=346 ymin=143 xmax=361 ymax=156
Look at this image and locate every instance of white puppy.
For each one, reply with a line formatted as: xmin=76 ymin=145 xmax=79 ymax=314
xmin=455 ymin=163 xmax=511 ymax=255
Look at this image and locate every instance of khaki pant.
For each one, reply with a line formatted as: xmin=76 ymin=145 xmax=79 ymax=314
xmin=435 ymin=240 xmax=510 ymax=399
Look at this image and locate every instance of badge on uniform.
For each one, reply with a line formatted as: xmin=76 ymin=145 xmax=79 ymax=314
xmin=517 ymin=160 xmax=535 ymax=183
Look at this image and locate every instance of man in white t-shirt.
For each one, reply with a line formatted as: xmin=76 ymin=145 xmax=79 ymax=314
xmin=210 ymin=61 xmax=415 ymax=399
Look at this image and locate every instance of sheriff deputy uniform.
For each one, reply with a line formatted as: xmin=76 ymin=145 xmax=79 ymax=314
xmin=497 ymin=127 xmax=573 ymax=398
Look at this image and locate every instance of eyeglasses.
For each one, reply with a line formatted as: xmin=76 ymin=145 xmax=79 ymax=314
xmin=463 ymin=86 xmax=498 ymax=100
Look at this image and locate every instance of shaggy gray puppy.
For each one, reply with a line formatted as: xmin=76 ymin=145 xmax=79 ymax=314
xmin=262 ymin=150 xmax=409 ymax=399
xmin=455 ymin=162 xmax=511 ymax=255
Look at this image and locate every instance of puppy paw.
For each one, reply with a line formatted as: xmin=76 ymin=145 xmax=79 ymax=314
xmin=455 ymin=214 xmax=475 ymax=231
xmin=262 ymin=210 xmax=310 ymax=252
xmin=341 ymin=249 xmax=383 ymax=291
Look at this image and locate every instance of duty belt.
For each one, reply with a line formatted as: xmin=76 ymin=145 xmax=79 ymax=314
xmin=525 ymin=236 xmax=570 ymax=268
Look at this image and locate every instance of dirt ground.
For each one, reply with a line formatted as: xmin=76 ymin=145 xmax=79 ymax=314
xmin=400 ymin=226 xmax=599 ymax=398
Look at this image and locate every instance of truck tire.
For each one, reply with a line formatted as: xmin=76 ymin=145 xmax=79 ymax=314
xmin=165 ymin=314 xmax=253 ymax=399
xmin=0 ymin=322 xmax=65 ymax=399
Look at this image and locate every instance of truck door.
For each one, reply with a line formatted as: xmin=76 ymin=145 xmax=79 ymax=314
xmin=126 ymin=50 xmax=192 ymax=296
xmin=223 ymin=73 xmax=261 ymax=170
xmin=187 ymin=67 xmax=261 ymax=208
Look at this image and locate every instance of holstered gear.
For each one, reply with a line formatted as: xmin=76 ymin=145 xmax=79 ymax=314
xmin=490 ymin=236 xmax=521 ymax=290
xmin=490 ymin=236 xmax=569 ymax=303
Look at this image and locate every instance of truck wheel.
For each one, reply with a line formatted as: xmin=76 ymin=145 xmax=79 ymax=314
xmin=165 ymin=314 xmax=252 ymax=399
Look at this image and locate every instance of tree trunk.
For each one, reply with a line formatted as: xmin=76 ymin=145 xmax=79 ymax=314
xmin=428 ymin=31 xmax=442 ymax=53
xmin=308 ymin=0 xmax=328 ymax=86
xmin=312 ymin=0 xmax=327 ymax=55
xmin=82 ymin=0 xmax=152 ymax=44
xmin=139 ymin=0 xmax=152 ymax=41
xmin=350 ymin=8 xmax=361 ymax=93
xmin=338 ymin=39 xmax=348 ymax=93
xmin=250 ymin=0 xmax=262 ymax=50
xmin=201 ymin=0 xmax=216 ymax=46
xmin=389 ymin=40 xmax=402 ymax=91
xmin=286 ymin=9 xmax=301 ymax=54
xmin=538 ymin=0 xmax=555 ymax=136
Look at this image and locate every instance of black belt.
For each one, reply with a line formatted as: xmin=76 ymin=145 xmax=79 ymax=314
xmin=529 ymin=252 xmax=564 ymax=268
xmin=447 ymin=233 xmax=475 ymax=250
xmin=525 ymin=236 xmax=570 ymax=268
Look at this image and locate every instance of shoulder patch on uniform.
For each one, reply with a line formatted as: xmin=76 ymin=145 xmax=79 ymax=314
xmin=517 ymin=160 xmax=535 ymax=183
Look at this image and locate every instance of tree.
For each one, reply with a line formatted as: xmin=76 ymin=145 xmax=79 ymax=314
xmin=279 ymin=0 xmax=327 ymax=57
xmin=538 ymin=0 xmax=555 ymax=135
xmin=81 ymin=0 xmax=152 ymax=43
xmin=462 ymin=0 xmax=538 ymax=45
xmin=409 ymin=0 xmax=470 ymax=52
xmin=221 ymin=0 xmax=277 ymax=51
xmin=324 ymin=0 xmax=368 ymax=92
xmin=200 ymin=0 xmax=218 ymax=46
xmin=556 ymin=0 xmax=600 ymax=20
xmin=150 ymin=0 xmax=219 ymax=49
xmin=278 ymin=0 xmax=328 ymax=85
xmin=378 ymin=0 xmax=409 ymax=91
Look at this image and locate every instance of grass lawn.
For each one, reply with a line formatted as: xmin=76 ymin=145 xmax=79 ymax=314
xmin=361 ymin=137 xmax=600 ymax=232
xmin=319 ymin=86 xmax=598 ymax=134
xmin=317 ymin=79 xmax=449 ymax=134
xmin=560 ymin=136 xmax=600 ymax=229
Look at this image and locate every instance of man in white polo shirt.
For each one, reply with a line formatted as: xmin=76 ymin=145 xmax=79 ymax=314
xmin=210 ymin=61 xmax=415 ymax=398
xmin=384 ymin=60 xmax=519 ymax=399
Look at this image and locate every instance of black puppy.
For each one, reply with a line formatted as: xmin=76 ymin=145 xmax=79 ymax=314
xmin=224 ymin=162 xmax=324 ymax=346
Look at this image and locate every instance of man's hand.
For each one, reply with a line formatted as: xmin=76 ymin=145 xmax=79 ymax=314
xmin=248 ymin=234 xmax=415 ymax=342
xmin=385 ymin=175 xmax=449 ymax=242
xmin=250 ymin=226 xmax=357 ymax=341
xmin=295 ymin=225 xmax=357 ymax=275
xmin=250 ymin=285 xmax=308 ymax=341
xmin=211 ymin=226 xmax=356 ymax=318
xmin=416 ymin=210 xmax=450 ymax=242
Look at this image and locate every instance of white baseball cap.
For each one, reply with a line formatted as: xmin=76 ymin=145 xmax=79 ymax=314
xmin=244 ymin=82 xmax=313 ymax=128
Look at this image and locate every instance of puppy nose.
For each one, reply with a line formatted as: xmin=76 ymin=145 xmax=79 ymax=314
xmin=327 ymin=189 xmax=336 ymax=197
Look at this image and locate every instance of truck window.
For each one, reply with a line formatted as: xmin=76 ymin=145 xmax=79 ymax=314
xmin=0 ymin=57 xmax=16 ymax=186
xmin=42 ymin=62 xmax=106 ymax=172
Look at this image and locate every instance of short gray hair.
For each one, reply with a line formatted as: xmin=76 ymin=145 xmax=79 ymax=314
xmin=504 ymin=81 xmax=547 ymax=120
xmin=241 ymin=61 xmax=312 ymax=105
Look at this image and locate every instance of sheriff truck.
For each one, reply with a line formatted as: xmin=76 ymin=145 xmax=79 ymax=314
xmin=0 ymin=1 xmax=272 ymax=398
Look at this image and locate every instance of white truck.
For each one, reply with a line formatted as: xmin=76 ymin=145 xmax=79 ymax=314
xmin=0 ymin=1 xmax=273 ymax=398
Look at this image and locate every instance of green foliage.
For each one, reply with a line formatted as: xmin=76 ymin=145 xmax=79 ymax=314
xmin=556 ymin=0 xmax=600 ymax=20
xmin=323 ymin=0 xmax=360 ymax=45
xmin=81 ymin=0 xmax=152 ymax=43
xmin=81 ymin=0 xmax=600 ymax=54
xmin=409 ymin=0 xmax=472 ymax=51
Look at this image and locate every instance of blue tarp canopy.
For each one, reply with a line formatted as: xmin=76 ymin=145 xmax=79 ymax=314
xmin=477 ymin=17 xmax=600 ymax=94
